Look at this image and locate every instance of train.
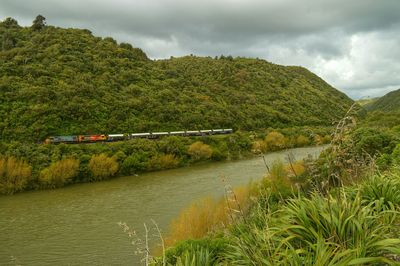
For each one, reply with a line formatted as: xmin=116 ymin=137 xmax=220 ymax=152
xmin=45 ymin=129 xmax=233 ymax=144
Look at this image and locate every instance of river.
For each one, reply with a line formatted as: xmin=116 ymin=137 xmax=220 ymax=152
xmin=0 ymin=146 xmax=325 ymax=265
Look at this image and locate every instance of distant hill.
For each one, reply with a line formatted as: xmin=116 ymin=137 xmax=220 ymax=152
xmin=356 ymin=97 xmax=378 ymax=107
xmin=366 ymin=89 xmax=400 ymax=112
xmin=0 ymin=17 xmax=353 ymax=142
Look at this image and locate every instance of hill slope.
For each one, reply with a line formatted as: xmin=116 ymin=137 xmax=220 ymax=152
xmin=0 ymin=17 xmax=353 ymax=142
xmin=366 ymin=89 xmax=400 ymax=112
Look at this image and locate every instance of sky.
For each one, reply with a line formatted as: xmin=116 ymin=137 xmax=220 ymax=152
xmin=1 ymin=0 xmax=400 ymax=99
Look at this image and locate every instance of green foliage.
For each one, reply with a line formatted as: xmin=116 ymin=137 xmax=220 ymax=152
xmin=121 ymin=153 xmax=148 ymax=175
xmin=0 ymin=17 xmax=352 ymax=143
xmin=161 ymin=238 xmax=227 ymax=265
xmin=359 ymin=170 xmax=400 ymax=211
xmin=352 ymin=127 xmax=393 ymax=156
xmin=88 ymin=153 xmax=119 ymax=180
xmin=224 ymin=189 xmax=400 ymax=265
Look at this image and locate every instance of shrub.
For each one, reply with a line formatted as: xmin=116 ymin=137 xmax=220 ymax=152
xmin=121 ymin=153 xmax=148 ymax=175
xmin=251 ymin=140 xmax=267 ymax=154
xmin=148 ymin=154 xmax=180 ymax=170
xmin=352 ymin=127 xmax=393 ymax=156
xmin=188 ymin=141 xmax=213 ymax=161
xmin=264 ymin=131 xmax=287 ymax=151
xmin=0 ymin=156 xmax=32 ymax=194
xmin=314 ymin=134 xmax=324 ymax=145
xmin=39 ymin=158 xmax=80 ymax=188
xmin=295 ymin=135 xmax=310 ymax=147
xmin=88 ymin=153 xmax=119 ymax=180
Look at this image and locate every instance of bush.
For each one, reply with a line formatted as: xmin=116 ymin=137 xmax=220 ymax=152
xmin=148 ymin=154 xmax=180 ymax=170
xmin=251 ymin=140 xmax=268 ymax=154
xmin=296 ymin=135 xmax=310 ymax=147
xmin=352 ymin=127 xmax=393 ymax=156
xmin=88 ymin=153 xmax=119 ymax=180
xmin=188 ymin=141 xmax=213 ymax=161
xmin=0 ymin=156 xmax=32 ymax=194
xmin=264 ymin=131 xmax=287 ymax=151
xmin=121 ymin=153 xmax=148 ymax=175
xmin=39 ymin=158 xmax=80 ymax=188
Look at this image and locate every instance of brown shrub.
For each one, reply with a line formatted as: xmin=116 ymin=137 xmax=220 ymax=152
xmin=251 ymin=140 xmax=268 ymax=154
xmin=39 ymin=158 xmax=80 ymax=188
xmin=88 ymin=153 xmax=119 ymax=180
xmin=296 ymin=135 xmax=310 ymax=147
xmin=264 ymin=131 xmax=287 ymax=151
xmin=149 ymin=154 xmax=180 ymax=170
xmin=0 ymin=156 xmax=32 ymax=194
xmin=187 ymin=141 xmax=213 ymax=161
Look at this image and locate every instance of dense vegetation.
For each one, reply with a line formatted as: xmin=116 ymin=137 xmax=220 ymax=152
xmin=0 ymin=126 xmax=332 ymax=194
xmin=146 ymin=109 xmax=400 ymax=265
xmin=0 ymin=16 xmax=352 ymax=143
xmin=366 ymin=88 xmax=400 ymax=112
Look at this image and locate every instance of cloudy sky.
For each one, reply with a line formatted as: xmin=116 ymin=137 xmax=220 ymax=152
xmin=1 ymin=0 xmax=400 ymax=99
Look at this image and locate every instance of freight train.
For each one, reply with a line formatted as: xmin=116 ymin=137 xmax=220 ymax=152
xmin=45 ymin=129 xmax=233 ymax=144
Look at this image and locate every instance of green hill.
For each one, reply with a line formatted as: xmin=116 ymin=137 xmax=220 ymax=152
xmin=366 ymin=89 xmax=400 ymax=112
xmin=0 ymin=17 xmax=353 ymax=142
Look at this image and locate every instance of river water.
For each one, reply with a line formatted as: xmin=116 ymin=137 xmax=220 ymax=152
xmin=0 ymin=146 xmax=325 ymax=265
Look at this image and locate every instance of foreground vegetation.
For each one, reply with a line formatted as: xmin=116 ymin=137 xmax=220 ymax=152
xmin=0 ymin=126 xmax=331 ymax=195
xmin=139 ymin=109 xmax=400 ymax=265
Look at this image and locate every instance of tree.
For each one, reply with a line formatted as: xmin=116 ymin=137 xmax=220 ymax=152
xmin=1 ymin=17 xmax=19 ymax=28
xmin=32 ymin=15 xmax=46 ymax=31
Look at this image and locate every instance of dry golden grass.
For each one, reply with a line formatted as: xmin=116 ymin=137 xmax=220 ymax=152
xmin=165 ymin=183 xmax=257 ymax=248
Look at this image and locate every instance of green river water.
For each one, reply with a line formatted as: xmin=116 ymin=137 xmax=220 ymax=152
xmin=0 ymin=146 xmax=325 ymax=265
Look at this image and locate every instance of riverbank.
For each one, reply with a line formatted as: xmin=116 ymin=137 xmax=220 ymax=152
xmin=0 ymin=127 xmax=332 ymax=195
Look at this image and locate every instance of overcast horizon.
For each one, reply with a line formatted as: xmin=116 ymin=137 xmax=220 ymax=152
xmin=1 ymin=0 xmax=400 ymax=99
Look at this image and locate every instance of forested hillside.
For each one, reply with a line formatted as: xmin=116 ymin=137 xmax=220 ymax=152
xmin=0 ymin=17 xmax=353 ymax=142
xmin=366 ymin=88 xmax=400 ymax=112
